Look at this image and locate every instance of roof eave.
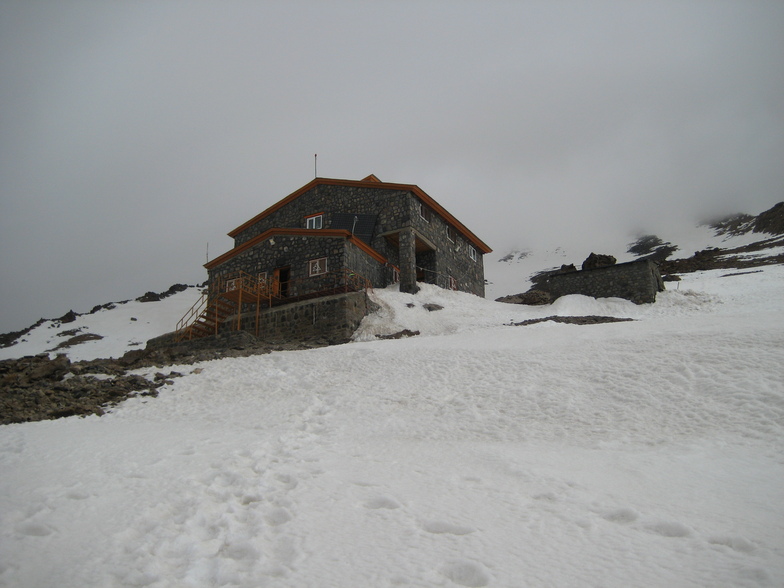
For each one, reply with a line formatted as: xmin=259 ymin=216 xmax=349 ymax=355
xmin=226 ymin=176 xmax=492 ymax=254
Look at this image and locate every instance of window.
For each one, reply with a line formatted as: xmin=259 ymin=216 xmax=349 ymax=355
xmin=446 ymin=226 xmax=457 ymax=243
xmin=468 ymin=245 xmax=477 ymax=262
xmin=306 ymin=214 xmax=323 ymax=229
xmin=449 ymin=276 xmax=457 ymax=290
xmin=308 ymin=257 xmax=327 ymax=276
xmin=418 ymin=202 xmax=432 ymax=223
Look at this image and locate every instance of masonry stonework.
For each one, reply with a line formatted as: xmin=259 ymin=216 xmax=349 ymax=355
xmin=186 ymin=176 xmax=490 ymax=344
xmin=230 ymin=291 xmax=376 ymax=344
xmin=542 ymin=259 xmax=664 ymax=304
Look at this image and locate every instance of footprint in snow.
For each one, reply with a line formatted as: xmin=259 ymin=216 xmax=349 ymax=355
xmin=601 ymin=508 xmax=639 ymax=524
xmin=264 ymin=507 xmax=292 ymax=527
xmin=15 ymin=521 xmax=55 ymax=537
xmin=364 ymin=496 xmax=402 ymax=510
xmin=644 ymin=520 xmax=692 ymax=538
xmin=441 ymin=560 xmax=491 ymax=587
xmin=421 ymin=520 xmax=475 ymax=535
xmin=707 ymin=535 xmax=756 ymax=553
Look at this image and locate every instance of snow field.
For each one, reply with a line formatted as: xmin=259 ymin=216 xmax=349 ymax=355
xmin=0 ymin=288 xmax=202 ymax=362
xmin=1 ymin=267 xmax=783 ymax=587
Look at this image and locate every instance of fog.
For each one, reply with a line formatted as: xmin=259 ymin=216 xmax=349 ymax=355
xmin=1 ymin=1 xmax=782 ymax=332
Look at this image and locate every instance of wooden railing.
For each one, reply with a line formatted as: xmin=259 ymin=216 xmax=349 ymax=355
xmin=175 ymin=268 xmax=373 ymax=341
xmin=175 ymin=290 xmax=208 ymax=335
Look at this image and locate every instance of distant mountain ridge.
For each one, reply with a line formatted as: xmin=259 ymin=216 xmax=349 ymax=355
xmin=705 ymin=201 xmax=784 ymax=237
xmin=3 ymin=202 xmax=783 ymax=357
xmin=487 ymin=201 xmax=784 ymax=300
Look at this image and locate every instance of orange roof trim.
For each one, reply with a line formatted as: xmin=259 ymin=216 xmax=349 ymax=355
xmin=227 ymin=176 xmax=492 ymax=254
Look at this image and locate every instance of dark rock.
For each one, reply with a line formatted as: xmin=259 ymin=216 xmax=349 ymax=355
xmin=753 ymin=202 xmax=784 ymax=235
xmin=377 ymin=329 xmax=420 ymax=340
xmin=49 ymin=333 xmax=103 ymax=351
xmin=136 ymin=291 xmax=161 ymax=303
xmin=508 ymin=315 xmax=634 ymax=326
xmin=58 ymin=310 xmax=79 ymax=324
xmin=0 ymin=318 xmax=47 ymax=349
xmin=423 ymin=303 xmax=443 ymax=312
xmin=582 ymin=253 xmax=617 ymax=270
xmin=496 ymin=290 xmax=552 ymax=306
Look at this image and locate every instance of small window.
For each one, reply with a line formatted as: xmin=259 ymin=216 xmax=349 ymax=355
xmin=308 ymin=257 xmax=327 ymax=276
xmin=306 ymin=214 xmax=323 ymax=229
xmin=449 ymin=276 xmax=457 ymax=290
xmin=446 ymin=226 xmax=456 ymax=243
xmin=257 ymin=272 xmax=267 ymax=285
xmin=418 ymin=202 xmax=432 ymax=223
xmin=468 ymin=246 xmax=477 ymax=262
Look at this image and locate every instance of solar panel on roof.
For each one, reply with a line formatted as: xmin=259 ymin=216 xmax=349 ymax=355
xmin=331 ymin=213 xmax=377 ymax=244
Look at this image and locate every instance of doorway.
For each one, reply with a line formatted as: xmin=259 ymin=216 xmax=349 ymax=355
xmin=273 ymin=266 xmax=290 ymax=297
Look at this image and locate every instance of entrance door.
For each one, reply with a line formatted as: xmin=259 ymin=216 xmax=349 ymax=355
xmin=273 ymin=267 xmax=290 ymax=297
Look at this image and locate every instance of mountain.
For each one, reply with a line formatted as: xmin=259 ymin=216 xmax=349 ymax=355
xmin=486 ymin=201 xmax=784 ymax=300
xmin=1 ymin=202 xmax=783 ymax=366
xmin=1 ymin=258 xmax=783 ymax=586
xmin=0 ymin=284 xmax=202 ymax=363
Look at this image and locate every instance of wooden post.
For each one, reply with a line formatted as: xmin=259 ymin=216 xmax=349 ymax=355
xmin=237 ymin=287 xmax=243 ymax=331
xmin=255 ymin=282 xmax=261 ymax=337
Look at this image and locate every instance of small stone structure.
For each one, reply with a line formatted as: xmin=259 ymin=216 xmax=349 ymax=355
xmin=541 ymin=258 xmax=664 ymax=304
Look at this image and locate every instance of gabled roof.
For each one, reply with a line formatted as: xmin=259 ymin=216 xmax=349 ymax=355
xmin=227 ymin=176 xmax=492 ymax=254
xmin=205 ymin=228 xmax=389 ymax=270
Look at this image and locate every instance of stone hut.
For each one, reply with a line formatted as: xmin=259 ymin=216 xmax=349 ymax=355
xmin=175 ymin=174 xmax=491 ymax=342
xmin=541 ymin=258 xmax=664 ymax=304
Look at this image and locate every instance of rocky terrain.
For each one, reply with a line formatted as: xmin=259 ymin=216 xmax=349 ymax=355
xmin=2 ymin=202 xmax=783 ymax=426
xmin=497 ymin=201 xmax=784 ymax=305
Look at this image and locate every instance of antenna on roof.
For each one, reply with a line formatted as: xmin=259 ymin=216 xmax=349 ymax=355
xmin=314 ymin=154 xmax=317 ymax=178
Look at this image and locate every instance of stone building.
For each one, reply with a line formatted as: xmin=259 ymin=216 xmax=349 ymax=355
xmin=205 ymin=174 xmax=491 ymax=297
xmin=176 ymin=174 xmax=491 ymax=342
xmin=542 ymin=258 xmax=664 ymax=304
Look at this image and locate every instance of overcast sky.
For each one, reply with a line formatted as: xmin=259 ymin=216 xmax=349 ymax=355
xmin=1 ymin=1 xmax=782 ymax=333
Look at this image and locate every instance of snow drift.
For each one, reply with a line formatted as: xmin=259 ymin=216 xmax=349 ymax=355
xmin=1 ymin=266 xmax=783 ymax=587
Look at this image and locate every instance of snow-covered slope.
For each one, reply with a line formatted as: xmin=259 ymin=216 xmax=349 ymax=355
xmin=485 ymin=222 xmax=782 ymax=300
xmin=0 ymin=287 xmax=202 ymax=362
xmin=1 ymin=267 xmax=783 ymax=587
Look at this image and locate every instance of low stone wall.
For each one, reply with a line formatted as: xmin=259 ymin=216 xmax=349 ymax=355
xmin=231 ymin=291 xmax=377 ymax=344
xmin=542 ymin=259 xmax=664 ymax=304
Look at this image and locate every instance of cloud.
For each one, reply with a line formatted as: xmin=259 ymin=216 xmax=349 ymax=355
xmin=1 ymin=1 xmax=782 ymax=332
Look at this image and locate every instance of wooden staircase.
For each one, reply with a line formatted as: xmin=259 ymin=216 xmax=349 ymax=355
xmin=175 ymin=271 xmax=271 ymax=342
xmin=175 ymin=268 xmax=373 ymax=342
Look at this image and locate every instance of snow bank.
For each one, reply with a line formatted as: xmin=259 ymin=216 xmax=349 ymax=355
xmin=1 ymin=268 xmax=783 ymax=587
xmin=0 ymin=287 xmax=202 ymax=362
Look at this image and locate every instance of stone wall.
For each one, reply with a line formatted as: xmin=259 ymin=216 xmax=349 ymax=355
xmin=229 ymin=183 xmax=486 ymax=297
xmin=410 ymin=198 xmax=485 ymax=297
xmin=208 ymin=235 xmax=350 ymax=291
xmin=234 ymin=185 xmax=409 ymax=251
xmin=207 ymin=234 xmax=397 ymax=298
xmin=230 ymin=291 xmax=376 ymax=344
xmin=542 ymin=259 xmax=664 ymax=304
